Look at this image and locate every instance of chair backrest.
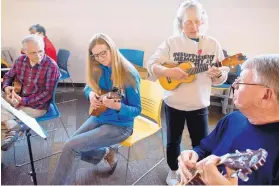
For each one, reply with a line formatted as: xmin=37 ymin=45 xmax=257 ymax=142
xmin=34 ymin=73 xmax=61 ymax=122
xmin=57 ymin=49 xmax=70 ymax=71
xmin=140 ymin=79 xmax=163 ymax=127
xmin=119 ymin=49 xmax=144 ymax=67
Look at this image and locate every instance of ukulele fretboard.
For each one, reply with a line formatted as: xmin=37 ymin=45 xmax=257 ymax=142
xmin=185 ymin=62 xmax=222 ymax=75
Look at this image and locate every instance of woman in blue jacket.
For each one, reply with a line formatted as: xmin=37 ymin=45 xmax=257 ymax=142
xmin=51 ymin=33 xmax=141 ymax=185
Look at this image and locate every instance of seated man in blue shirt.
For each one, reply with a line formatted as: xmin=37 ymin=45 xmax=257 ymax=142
xmin=178 ymin=54 xmax=279 ymax=185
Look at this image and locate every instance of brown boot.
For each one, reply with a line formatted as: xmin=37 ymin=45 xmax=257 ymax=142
xmin=104 ymin=147 xmax=118 ymax=174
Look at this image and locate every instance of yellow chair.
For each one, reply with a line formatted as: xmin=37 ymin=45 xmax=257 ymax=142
xmin=1 ymin=59 xmax=11 ymax=82
xmin=1 ymin=59 xmax=11 ymax=68
xmin=120 ymin=79 xmax=165 ymax=185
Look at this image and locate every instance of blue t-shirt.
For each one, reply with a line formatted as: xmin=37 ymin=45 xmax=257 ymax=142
xmin=194 ymin=111 xmax=279 ymax=185
xmin=84 ymin=65 xmax=141 ymax=127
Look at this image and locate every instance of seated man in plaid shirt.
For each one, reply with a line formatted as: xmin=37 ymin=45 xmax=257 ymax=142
xmin=1 ymin=34 xmax=60 ymax=151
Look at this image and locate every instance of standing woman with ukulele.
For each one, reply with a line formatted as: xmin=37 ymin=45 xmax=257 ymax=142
xmin=51 ymin=33 xmax=141 ymax=185
xmin=147 ymin=0 xmax=229 ymax=185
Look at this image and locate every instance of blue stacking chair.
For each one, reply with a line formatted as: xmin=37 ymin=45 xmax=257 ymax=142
xmin=211 ymin=64 xmax=241 ymax=114
xmin=14 ymin=74 xmax=70 ymax=167
xmin=119 ymin=49 xmax=144 ymax=67
xmin=56 ymin=49 xmax=77 ymax=103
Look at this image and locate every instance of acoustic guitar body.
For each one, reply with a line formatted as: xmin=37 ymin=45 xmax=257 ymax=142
xmin=159 ymin=62 xmax=196 ymax=91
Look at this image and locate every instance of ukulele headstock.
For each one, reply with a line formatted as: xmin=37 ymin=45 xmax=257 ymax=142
xmin=106 ymin=87 xmax=124 ymax=102
xmin=221 ymin=53 xmax=246 ymax=67
xmin=220 ymin=148 xmax=268 ymax=182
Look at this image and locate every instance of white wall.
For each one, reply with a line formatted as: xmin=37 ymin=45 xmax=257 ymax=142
xmin=2 ymin=0 xmax=279 ymax=83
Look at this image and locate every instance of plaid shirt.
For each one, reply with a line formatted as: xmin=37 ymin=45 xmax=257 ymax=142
xmin=2 ymin=55 xmax=60 ymax=110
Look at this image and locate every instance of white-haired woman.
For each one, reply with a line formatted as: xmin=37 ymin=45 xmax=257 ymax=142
xmin=147 ymin=0 xmax=229 ymax=185
xmin=51 ymin=33 xmax=141 ymax=185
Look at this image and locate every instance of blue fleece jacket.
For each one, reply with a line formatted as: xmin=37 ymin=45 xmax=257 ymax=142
xmin=84 ymin=65 xmax=141 ymax=127
xmin=194 ymin=111 xmax=279 ymax=185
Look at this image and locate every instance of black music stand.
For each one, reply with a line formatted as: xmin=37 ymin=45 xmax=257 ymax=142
xmin=25 ymin=128 xmax=37 ymax=184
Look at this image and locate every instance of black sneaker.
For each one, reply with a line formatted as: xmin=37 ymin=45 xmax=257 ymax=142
xmin=104 ymin=147 xmax=118 ymax=174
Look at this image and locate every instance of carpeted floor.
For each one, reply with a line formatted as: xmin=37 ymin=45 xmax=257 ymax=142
xmin=1 ymin=87 xmax=224 ymax=185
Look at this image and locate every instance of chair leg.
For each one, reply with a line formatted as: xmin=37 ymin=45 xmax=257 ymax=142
xmin=13 ymin=131 xmax=62 ymax=167
xmin=13 ymin=119 xmax=69 ymax=167
xmin=14 ymin=120 xmax=55 ymax=166
xmin=70 ymin=77 xmax=76 ymax=93
xmin=125 ymin=147 xmax=131 ymax=185
xmin=160 ymin=129 xmax=166 ymax=158
xmin=15 ymin=151 xmax=62 ymax=167
xmin=132 ymin=130 xmax=166 ymax=185
xmin=132 ymin=158 xmax=165 ymax=185
xmin=221 ymin=89 xmax=230 ymax=115
xmin=13 ymin=143 xmax=17 ymax=166
xmin=228 ymin=87 xmax=234 ymax=113
xmin=59 ymin=117 xmax=70 ymax=138
xmin=17 ymin=128 xmax=59 ymax=141
xmin=56 ymin=78 xmax=78 ymax=104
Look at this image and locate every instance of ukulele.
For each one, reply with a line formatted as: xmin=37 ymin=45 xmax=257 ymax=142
xmin=159 ymin=53 xmax=246 ymax=90
xmin=88 ymin=87 xmax=124 ymax=117
xmin=13 ymin=78 xmax=22 ymax=94
xmin=177 ymin=148 xmax=268 ymax=185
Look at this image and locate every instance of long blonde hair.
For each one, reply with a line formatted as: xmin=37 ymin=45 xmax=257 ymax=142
xmin=86 ymin=33 xmax=137 ymax=94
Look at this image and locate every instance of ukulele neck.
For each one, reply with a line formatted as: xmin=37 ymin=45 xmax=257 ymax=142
xmin=186 ymin=62 xmax=222 ymax=75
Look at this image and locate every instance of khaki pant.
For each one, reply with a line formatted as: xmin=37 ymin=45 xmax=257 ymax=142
xmin=1 ymin=95 xmax=47 ymax=130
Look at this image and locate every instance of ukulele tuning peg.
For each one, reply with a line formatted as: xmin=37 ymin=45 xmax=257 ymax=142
xmin=235 ymin=150 xmax=240 ymax=154
xmin=259 ymin=158 xmax=266 ymax=165
xmin=252 ymin=164 xmax=259 ymax=171
xmin=238 ymin=171 xmax=249 ymax=182
xmin=260 ymin=148 xmax=268 ymax=156
xmin=230 ymin=170 xmax=239 ymax=178
xmin=112 ymin=87 xmax=118 ymax=92
xmin=246 ymin=149 xmax=253 ymax=155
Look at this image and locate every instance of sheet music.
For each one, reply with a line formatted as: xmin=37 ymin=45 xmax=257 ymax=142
xmin=1 ymin=68 xmax=11 ymax=71
xmin=1 ymin=97 xmax=47 ymax=139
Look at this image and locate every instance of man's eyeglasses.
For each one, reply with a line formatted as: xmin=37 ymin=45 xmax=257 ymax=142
xmin=232 ymin=80 xmax=269 ymax=93
xmin=91 ymin=49 xmax=108 ymax=61
xmin=27 ymin=50 xmax=44 ymax=56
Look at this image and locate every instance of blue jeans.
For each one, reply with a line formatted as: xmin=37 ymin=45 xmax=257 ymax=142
xmin=51 ymin=116 xmax=133 ymax=185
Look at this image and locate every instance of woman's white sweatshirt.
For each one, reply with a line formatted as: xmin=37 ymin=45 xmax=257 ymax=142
xmin=148 ymin=33 xmax=229 ymax=111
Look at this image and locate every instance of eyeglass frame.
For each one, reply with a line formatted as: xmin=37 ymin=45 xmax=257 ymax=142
xmin=26 ymin=50 xmax=45 ymax=56
xmin=90 ymin=49 xmax=109 ymax=61
xmin=231 ymin=79 xmax=269 ymax=93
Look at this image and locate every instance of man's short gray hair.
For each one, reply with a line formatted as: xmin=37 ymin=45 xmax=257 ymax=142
xmin=242 ymin=54 xmax=279 ymax=102
xmin=22 ymin=34 xmax=45 ymax=50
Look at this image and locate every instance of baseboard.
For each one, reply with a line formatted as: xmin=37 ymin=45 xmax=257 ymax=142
xmin=58 ymin=82 xmax=86 ymax=88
